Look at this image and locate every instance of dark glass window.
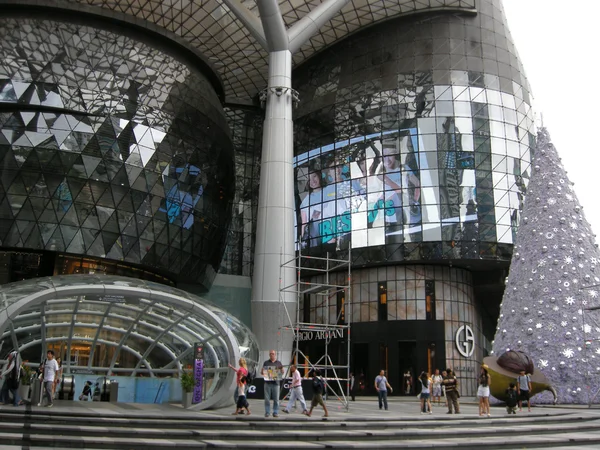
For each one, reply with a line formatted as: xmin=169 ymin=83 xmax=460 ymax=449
xmin=378 ymin=282 xmax=387 ymax=321
xmin=336 ymin=289 xmax=346 ymax=324
xmin=425 ymin=280 xmax=436 ymax=320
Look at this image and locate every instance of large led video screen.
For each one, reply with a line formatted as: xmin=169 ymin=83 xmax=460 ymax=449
xmin=294 ymin=123 xmax=482 ymax=253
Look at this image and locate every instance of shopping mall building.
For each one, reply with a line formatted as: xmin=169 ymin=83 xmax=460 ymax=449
xmin=0 ymin=0 xmax=534 ymax=398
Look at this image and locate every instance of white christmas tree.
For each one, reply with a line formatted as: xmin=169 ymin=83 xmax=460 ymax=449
xmin=493 ymin=128 xmax=600 ymax=404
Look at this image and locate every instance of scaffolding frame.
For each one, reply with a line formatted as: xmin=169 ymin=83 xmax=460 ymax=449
xmin=279 ymin=249 xmax=352 ymax=410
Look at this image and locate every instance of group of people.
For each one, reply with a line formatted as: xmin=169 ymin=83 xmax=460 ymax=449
xmin=228 ymin=350 xmax=329 ymax=418
xmin=0 ymin=350 xmax=61 ymax=407
xmin=385 ymin=364 xmax=532 ymax=416
xmin=228 ymin=354 xmax=535 ymax=418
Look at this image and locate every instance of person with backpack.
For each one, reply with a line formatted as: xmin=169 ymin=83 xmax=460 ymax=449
xmin=282 ymin=364 xmax=308 ymax=415
xmin=374 ymin=369 xmax=393 ymax=410
xmin=505 ymin=383 xmax=518 ymax=414
xmin=477 ymin=364 xmax=492 ymax=417
xmin=517 ymin=369 xmax=532 ymax=412
xmin=0 ymin=351 xmax=22 ymax=406
xmin=306 ymin=370 xmax=328 ymax=418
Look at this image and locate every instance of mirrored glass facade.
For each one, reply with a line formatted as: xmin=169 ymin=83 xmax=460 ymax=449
xmin=0 ymin=16 xmax=234 ymax=289
xmin=293 ymin=1 xmax=534 ymax=265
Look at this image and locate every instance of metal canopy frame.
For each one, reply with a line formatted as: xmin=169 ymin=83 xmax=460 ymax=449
xmin=0 ymin=275 xmax=252 ymax=410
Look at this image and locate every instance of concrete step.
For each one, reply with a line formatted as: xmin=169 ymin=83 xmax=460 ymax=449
xmin=1 ymin=404 xmax=599 ymax=449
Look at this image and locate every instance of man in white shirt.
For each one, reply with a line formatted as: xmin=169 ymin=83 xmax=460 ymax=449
xmin=40 ymin=350 xmax=60 ymax=407
xmin=282 ymin=364 xmax=308 ymax=415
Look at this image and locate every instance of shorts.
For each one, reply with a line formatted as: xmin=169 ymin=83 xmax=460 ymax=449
xmin=420 ymin=392 xmax=430 ymax=399
xmin=519 ymin=390 xmax=530 ymax=401
xmin=432 ymin=386 xmax=442 ymax=397
xmin=477 ymin=385 xmax=490 ymax=398
xmin=311 ymin=393 xmax=325 ymax=408
xmin=236 ymin=395 xmax=249 ymax=409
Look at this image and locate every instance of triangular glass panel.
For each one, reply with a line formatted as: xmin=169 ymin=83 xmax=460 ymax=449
xmin=108 ymin=164 xmax=128 ymax=186
xmin=106 ymin=239 xmax=124 ymax=260
xmin=96 ymin=206 xmax=114 ymax=228
xmin=81 ymin=229 xmax=100 ymax=255
xmin=0 ymin=197 xmax=14 ymax=219
xmin=88 ymin=160 xmax=108 ymax=183
xmin=14 ymin=197 xmax=36 ymax=221
xmin=121 ymin=235 xmax=137 ymax=257
xmin=66 ymin=178 xmax=85 ymax=200
xmin=110 ymin=185 xmax=127 ymax=208
xmin=125 ymin=165 xmax=143 ymax=186
xmin=30 ymin=197 xmax=50 ymax=219
xmin=46 ymin=226 xmax=66 ymax=251
xmin=88 ymin=234 xmax=105 ymax=257
xmin=66 ymin=229 xmax=85 ymax=253
xmin=24 ymin=225 xmax=42 ymax=248
xmin=101 ymin=212 xmax=119 ymax=234
xmin=73 ymin=201 xmax=92 ymax=224
xmin=39 ymin=223 xmax=58 ymax=246
xmin=117 ymin=192 xmax=134 ymax=213
xmin=81 ymin=155 xmax=102 ymax=178
xmin=59 ymin=202 xmax=78 ymax=226
xmin=4 ymin=223 xmax=23 ymax=247
xmin=60 ymin=224 xmax=79 ymax=248
xmin=39 ymin=202 xmax=59 ymax=224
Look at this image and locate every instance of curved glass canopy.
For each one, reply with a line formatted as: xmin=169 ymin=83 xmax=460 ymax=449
xmin=0 ymin=275 xmax=259 ymax=409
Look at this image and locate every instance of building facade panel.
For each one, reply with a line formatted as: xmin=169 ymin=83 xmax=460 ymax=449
xmin=0 ymin=16 xmax=234 ymax=289
xmin=291 ymin=0 xmax=532 ymax=393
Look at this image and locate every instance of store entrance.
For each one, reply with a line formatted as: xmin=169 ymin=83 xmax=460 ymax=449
xmin=352 ymin=343 xmax=369 ymax=396
xmin=398 ymin=341 xmax=417 ymax=395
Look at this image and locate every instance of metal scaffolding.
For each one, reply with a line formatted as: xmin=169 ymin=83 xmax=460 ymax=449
xmin=278 ymin=249 xmax=352 ymax=410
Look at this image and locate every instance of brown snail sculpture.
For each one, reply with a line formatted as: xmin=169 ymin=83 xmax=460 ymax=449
xmin=483 ymin=350 xmax=557 ymax=404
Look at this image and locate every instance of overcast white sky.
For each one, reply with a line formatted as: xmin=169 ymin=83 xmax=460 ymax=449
xmin=502 ymin=0 xmax=600 ymax=242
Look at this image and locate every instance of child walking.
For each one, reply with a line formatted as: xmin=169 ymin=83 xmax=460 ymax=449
xmin=233 ymin=376 xmax=251 ymax=415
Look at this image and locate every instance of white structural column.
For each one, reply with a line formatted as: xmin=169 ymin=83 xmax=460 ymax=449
xmin=252 ymin=50 xmax=296 ymax=365
xmin=221 ymin=0 xmax=350 ymax=365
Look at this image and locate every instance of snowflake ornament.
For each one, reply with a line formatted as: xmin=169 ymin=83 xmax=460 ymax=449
xmin=562 ymin=349 xmax=575 ymax=358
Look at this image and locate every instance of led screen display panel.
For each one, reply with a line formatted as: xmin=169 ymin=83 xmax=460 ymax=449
xmin=294 ymin=123 xmax=485 ymax=254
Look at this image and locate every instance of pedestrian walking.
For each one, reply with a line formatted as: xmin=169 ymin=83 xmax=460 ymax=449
xmin=0 ymin=351 xmax=22 ymax=406
xmin=375 ymin=369 xmax=393 ymax=410
xmin=261 ymin=350 xmax=283 ymax=417
xmin=419 ymin=371 xmax=432 ymax=414
xmin=441 ymin=370 xmax=448 ymax=406
xmin=349 ymin=372 xmax=356 ymax=401
xmin=233 ymin=375 xmax=251 ymax=415
xmin=39 ymin=350 xmax=59 ymax=407
xmin=306 ymin=370 xmax=328 ymax=418
xmin=505 ymin=383 xmax=518 ymax=414
xmin=442 ymin=368 xmax=460 ymax=414
xmin=282 ymin=365 xmax=308 ymax=415
xmin=229 ymin=357 xmax=249 ymax=414
xmin=431 ymin=369 xmax=443 ymax=405
xmin=477 ymin=364 xmax=491 ymax=417
xmin=517 ymin=369 xmax=532 ymax=412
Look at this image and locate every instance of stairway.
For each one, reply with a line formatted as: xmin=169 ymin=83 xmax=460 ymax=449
xmin=0 ymin=404 xmax=600 ymax=449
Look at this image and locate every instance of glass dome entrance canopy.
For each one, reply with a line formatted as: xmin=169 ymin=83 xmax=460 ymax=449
xmin=0 ymin=275 xmax=259 ymax=409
